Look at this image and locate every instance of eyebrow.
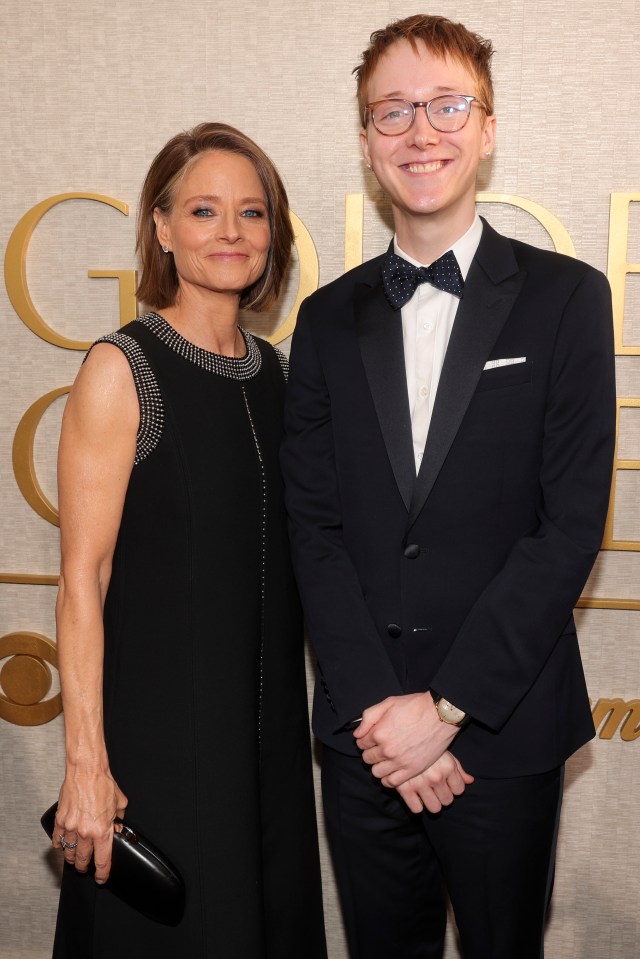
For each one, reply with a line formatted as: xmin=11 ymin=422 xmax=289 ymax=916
xmin=185 ymin=194 xmax=267 ymax=204
xmin=380 ymin=85 xmax=462 ymax=98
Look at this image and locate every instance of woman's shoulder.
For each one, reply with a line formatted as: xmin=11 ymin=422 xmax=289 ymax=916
xmin=67 ymin=339 xmax=138 ymax=441
xmin=83 ymin=318 xmax=165 ymax=465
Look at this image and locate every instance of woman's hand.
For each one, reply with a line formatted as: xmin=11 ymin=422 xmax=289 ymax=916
xmin=53 ymin=770 xmax=128 ymax=883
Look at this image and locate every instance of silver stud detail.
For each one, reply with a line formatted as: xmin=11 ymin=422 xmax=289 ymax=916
xmin=138 ymin=312 xmax=262 ymax=380
xmin=92 ymin=331 xmax=164 ymax=465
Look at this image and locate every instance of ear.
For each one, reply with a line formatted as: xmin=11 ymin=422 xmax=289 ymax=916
xmin=360 ymin=128 xmax=372 ymax=169
xmin=153 ymin=207 xmax=172 ymax=251
xmin=481 ymin=114 xmax=497 ymax=158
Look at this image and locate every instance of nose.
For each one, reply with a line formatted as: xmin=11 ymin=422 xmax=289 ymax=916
xmin=217 ymin=210 xmax=240 ymax=243
xmin=407 ymin=106 xmax=439 ymax=149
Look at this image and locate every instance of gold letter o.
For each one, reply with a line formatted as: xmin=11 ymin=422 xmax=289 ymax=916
xmin=266 ymin=211 xmax=319 ymax=345
xmin=12 ymin=386 xmax=70 ymax=527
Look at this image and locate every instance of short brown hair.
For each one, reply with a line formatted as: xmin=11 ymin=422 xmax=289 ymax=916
xmin=136 ymin=122 xmax=294 ymax=312
xmin=354 ymin=14 xmax=495 ymax=120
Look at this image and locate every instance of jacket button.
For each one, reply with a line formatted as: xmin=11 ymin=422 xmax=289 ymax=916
xmin=387 ymin=623 xmax=402 ymax=638
xmin=404 ymin=544 xmax=420 ymax=559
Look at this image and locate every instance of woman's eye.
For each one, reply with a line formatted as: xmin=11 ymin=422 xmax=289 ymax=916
xmin=193 ymin=207 xmax=213 ymax=217
xmin=241 ymin=208 xmax=265 ymax=218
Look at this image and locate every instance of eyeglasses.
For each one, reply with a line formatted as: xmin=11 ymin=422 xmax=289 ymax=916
xmin=364 ymin=95 xmax=488 ymax=136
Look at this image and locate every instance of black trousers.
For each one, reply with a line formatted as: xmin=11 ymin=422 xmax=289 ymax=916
xmin=322 ymin=746 xmax=563 ymax=959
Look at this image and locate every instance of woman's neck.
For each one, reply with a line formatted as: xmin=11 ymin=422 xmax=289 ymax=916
xmin=156 ymin=287 xmax=243 ymax=357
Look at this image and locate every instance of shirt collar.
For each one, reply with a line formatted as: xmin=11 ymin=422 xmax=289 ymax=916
xmin=393 ymin=213 xmax=483 ymax=281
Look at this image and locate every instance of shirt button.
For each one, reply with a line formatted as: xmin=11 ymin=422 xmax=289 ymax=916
xmin=419 ymin=386 xmax=428 ymax=398
xmin=423 ymin=322 xmax=432 ymax=332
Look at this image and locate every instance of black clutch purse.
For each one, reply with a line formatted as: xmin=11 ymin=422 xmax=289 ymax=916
xmin=41 ymin=802 xmax=185 ymax=925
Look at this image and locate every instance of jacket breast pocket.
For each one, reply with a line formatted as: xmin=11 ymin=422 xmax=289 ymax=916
xmin=475 ymin=360 xmax=532 ymax=393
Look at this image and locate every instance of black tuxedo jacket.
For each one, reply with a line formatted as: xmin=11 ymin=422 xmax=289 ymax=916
xmin=281 ymin=219 xmax=616 ymax=777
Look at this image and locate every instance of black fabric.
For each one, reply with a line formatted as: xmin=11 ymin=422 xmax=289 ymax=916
xmin=282 ymin=214 xmax=614 ymax=957
xmin=53 ymin=318 xmax=326 ymax=959
xmin=281 ymin=219 xmax=615 ymax=773
xmin=322 ymin=746 xmax=563 ymax=959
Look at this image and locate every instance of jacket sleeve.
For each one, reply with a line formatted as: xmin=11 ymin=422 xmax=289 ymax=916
xmin=280 ymin=299 xmax=403 ymax=729
xmin=431 ymin=267 xmax=616 ymax=730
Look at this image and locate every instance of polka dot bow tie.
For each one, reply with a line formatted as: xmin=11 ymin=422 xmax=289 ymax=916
xmin=381 ymin=249 xmax=464 ymax=310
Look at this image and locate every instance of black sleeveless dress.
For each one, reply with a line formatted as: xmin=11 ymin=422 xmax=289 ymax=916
xmin=53 ymin=313 xmax=326 ymax=958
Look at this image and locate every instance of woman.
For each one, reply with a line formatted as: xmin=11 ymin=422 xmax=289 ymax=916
xmin=52 ymin=123 xmax=327 ymax=958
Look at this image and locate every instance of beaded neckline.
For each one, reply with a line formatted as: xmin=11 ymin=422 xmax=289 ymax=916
xmin=137 ymin=311 xmax=262 ymax=380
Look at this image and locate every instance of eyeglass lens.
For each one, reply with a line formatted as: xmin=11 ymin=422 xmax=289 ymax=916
xmin=371 ymin=96 xmax=472 ymax=135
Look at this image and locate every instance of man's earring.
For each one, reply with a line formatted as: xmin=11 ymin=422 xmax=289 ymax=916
xmin=161 ymin=244 xmax=170 ymax=253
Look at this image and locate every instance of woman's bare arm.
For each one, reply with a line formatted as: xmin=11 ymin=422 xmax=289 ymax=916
xmin=53 ymin=342 xmax=138 ymax=883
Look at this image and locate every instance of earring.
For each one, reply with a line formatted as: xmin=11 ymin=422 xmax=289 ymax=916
xmin=485 ymin=151 xmax=491 ymax=158
xmin=366 ymin=162 xmax=372 ymax=170
xmin=161 ymin=244 xmax=170 ymax=253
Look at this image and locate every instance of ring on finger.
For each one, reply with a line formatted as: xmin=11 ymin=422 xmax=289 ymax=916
xmin=59 ymin=836 xmax=78 ymax=850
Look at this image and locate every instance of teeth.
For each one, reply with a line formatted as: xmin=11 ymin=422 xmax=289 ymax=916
xmin=407 ymin=161 xmax=445 ymax=173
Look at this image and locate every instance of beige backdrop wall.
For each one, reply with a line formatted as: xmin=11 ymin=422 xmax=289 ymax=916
xmin=1 ymin=0 xmax=638 ymax=956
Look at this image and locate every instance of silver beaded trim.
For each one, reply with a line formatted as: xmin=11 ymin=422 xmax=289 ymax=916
xmin=137 ymin=312 xmax=262 ymax=380
xmin=274 ymin=347 xmax=289 ymax=381
xmin=241 ymin=385 xmax=267 ymax=758
xmin=94 ymin=332 xmax=164 ymax=466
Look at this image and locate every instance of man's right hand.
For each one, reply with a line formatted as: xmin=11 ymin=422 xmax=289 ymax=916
xmin=395 ymin=751 xmax=474 ymax=814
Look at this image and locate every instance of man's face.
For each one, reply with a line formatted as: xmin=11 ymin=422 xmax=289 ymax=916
xmin=360 ymin=40 xmax=496 ymax=241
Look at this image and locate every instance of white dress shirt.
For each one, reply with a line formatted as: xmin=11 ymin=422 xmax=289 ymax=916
xmin=396 ymin=214 xmax=483 ymax=472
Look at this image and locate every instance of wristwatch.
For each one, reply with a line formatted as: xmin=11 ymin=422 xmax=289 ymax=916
xmin=430 ymin=690 xmax=468 ymax=727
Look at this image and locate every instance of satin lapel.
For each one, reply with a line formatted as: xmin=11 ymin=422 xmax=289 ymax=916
xmin=355 ymin=282 xmax=414 ymax=511
xmin=407 ymin=244 xmax=526 ymax=529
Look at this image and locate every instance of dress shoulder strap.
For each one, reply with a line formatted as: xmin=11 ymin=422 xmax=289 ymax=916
xmin=273 ymin=346 xmax=289 ymax=381
xmin=91 ymin=331 xmax=164 ymax=465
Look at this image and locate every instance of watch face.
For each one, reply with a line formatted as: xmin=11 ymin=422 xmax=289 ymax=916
xmin=438 ymin=699 xmax=466 ymax=725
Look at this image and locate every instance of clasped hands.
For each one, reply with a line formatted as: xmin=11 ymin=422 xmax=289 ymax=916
xmin=353 ymin=691 xmax=473 ymax=814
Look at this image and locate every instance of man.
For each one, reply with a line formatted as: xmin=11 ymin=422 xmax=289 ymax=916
xmin=281 ymin=14 xmax=615 ymax=959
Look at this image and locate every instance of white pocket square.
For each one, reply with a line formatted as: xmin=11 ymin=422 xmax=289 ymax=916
xmin=483 ymin=356 xmax=527 ymax=371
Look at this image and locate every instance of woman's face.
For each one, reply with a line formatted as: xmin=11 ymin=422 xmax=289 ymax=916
xmin=154 ymin=150 xmax=271 ymax=303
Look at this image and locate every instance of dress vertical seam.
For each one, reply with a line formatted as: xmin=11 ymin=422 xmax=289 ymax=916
xmin=241 ymin=385 xmax=266 ymax=760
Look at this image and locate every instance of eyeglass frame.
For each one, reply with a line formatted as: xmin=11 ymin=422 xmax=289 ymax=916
xmin=364 ymin=95 xmax=489 ymax=136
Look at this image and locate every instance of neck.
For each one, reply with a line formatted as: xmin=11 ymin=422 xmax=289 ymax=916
xmin=158 ymin=286 xmax=242 ymax=356
xmin=393 ymin=204 xmax=476 ymax=264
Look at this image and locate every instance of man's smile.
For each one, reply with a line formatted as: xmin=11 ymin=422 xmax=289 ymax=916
xmin=403 ymin=160 xmax=449 ymax=174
